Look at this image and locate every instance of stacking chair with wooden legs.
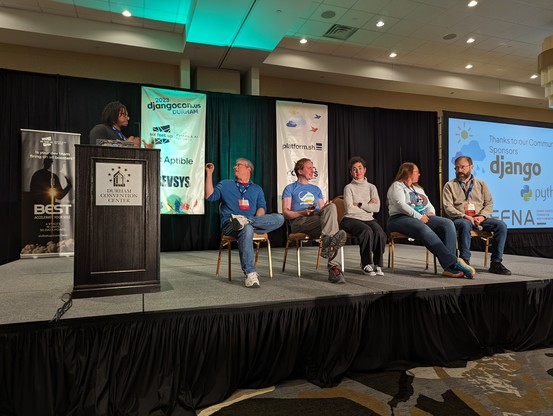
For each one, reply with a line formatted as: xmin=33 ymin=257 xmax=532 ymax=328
xmin=462 ymin=229 xmax=493 ymax=267
xmin=470 ymin=229 xmax=493 ymax=267
xmin=387 ymin=231 xmax=437 ymax=274
xmin=281 ymin=221 xmax=323 ymax=277
xmin=216 ymin=232 xmax=273 ymax=281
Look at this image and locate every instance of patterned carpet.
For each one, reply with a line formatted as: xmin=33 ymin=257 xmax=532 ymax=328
xmin=198 ymin=348 xmax=553 ymax=415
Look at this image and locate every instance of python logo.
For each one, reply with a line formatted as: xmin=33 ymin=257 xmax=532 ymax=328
xmin=520 ymin=185 xmax=532 ymax=202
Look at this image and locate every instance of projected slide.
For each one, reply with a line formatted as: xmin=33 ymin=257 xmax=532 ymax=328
xmin=444 ymin=112 xmax=553 ymax=230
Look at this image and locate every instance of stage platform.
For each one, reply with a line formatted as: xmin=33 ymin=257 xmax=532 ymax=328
xmin=2 ymin=244 xmax=553 ymax=415
xmin=0 ymin=244 xmax=550 ymax=326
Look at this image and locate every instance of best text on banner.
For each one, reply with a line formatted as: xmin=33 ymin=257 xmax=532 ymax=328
xmin=20 ymin=129 xmax=79 ymax=258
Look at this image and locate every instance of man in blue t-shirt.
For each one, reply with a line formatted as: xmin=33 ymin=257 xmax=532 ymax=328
xmin=282 ymin=158 xmax=347 ymax=284
xmin=206 ymin=158 xmax=284 ymax=288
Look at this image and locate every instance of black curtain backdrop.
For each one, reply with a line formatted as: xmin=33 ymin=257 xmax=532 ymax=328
xmin=1 ymin=68 xmax=551 ymax=265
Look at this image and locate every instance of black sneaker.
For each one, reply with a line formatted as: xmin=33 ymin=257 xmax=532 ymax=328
xmin=489 ymin=261 xmax=512 ymax=275
xmin=230 ymin=214 xmax=250 ymax=231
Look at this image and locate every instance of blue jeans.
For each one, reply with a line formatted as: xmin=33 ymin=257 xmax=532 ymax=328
xmin=221 ymin=213 xmax=284 ymax=275
xmin=387 ymin=214 xmax=457 ymax=270
xmin=453 ymin=217 xmax=507 ymax=263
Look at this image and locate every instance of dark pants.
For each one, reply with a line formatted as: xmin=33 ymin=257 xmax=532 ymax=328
xmin=340 ymin=217 xmax=386 ymax=267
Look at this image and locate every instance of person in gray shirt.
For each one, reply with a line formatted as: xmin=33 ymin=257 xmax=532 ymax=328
xmin=340 ymin=156 xmax=387 ymax=276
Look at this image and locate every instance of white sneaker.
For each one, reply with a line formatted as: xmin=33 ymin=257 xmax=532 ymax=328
xmin=362 ymin=264 xmax=376 ymax=276
xmin=244 ymin=272 xmax=260 ymax=288
xmin=375 ymin=266 xmax=384 ymax=276
xmin=230 ymin=214 xmax=250 ymax=231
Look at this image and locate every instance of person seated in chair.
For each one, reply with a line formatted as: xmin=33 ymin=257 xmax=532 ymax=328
xmin=205 ymin=158 xmax=284 ymax=288
xmin=282 ymin=158 xmax=347 ymax=284
xmin=340 ymin=156 xmax=387 ymax=277
xmin=387 ymin=162 xmax=475 ymax=279
xmin=442 ymin=155 xmax=511 ymax=275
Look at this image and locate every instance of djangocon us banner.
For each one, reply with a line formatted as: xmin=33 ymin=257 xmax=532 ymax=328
xmin=141 ymin=87 xmax=206 ymax=214
xmin=20 ymin=129 xmax=79 ymax=258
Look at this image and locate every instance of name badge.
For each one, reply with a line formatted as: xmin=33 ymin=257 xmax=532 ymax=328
xmin=465 ymin=202 xmax=476 ymax=216
xmin=238 ymin=198 xmax=250 ymax=211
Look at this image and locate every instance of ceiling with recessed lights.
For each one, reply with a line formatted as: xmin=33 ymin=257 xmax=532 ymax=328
xmin=0 ymin=0 xmax=552 ymax=109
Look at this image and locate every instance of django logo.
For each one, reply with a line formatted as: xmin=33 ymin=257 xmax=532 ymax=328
xmin=490 ymin=155 xmax=541 ymax=181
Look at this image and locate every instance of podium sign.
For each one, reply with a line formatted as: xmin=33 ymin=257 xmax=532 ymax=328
xmin=73 ymin=145 xmax=160 ymax=298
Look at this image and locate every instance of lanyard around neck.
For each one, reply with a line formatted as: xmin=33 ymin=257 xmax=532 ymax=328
xmin=235 ymin=180 xmax=251 ymax=198
xmin=458 ymin=178 xmax=474 ymax=200
xmin=111 ymin=126 xmax=126 ymax=140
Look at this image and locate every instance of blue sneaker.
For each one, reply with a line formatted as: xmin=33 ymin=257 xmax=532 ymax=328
xmin=455 ymin=258 xmax=476 ymax=279
xmin=442 ymin=268 xmax=464 ymax=278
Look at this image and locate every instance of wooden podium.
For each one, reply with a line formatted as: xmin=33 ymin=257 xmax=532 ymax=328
xmin=73 ymin=144 xmax=160 ymax=298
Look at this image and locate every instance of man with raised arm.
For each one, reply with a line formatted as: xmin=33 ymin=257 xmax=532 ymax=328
xmin=205 ymin=158 xmax=284 ymax=288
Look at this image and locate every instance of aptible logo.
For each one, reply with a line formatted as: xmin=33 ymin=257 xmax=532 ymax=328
xmin=162 ymin=156 xmax=193 ymax=165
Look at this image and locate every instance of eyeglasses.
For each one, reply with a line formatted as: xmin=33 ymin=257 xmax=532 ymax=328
xmin=235 ymin=162 xmax=248 ymax=168
xmin=455 ymin=165 xmax=470 ymax=170
xmin=119 ymin=113 xmax=130 ymax=120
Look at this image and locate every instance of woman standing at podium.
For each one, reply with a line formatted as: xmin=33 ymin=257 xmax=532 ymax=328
xmin=89 ymin=101 xmax=142 ymax=147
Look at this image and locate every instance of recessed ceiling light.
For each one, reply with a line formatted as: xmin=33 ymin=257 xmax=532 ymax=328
xmin=389 ymin=52 xmax=397 ymax=58
xmin=300 ymin=38 xmax=307 ymax=44
xmin=443 ymin=33 xmax=457 ymax=40
xmin=468 ymin=1 xmax=478 ymax=7
xmin=466 ymin=37 xmax=475 ymax=44
xmin=465 ymin=64 xmax=473 ymax=69
xmin=122 ymin=10 xmax=131 ymax=17
xmin=321 ymin=10 xmax=336 ymax=19
xmin=531 ymin=74 xmax=538 ymax=79
xmin=376 ymin=20 xmax=385 ymax=27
